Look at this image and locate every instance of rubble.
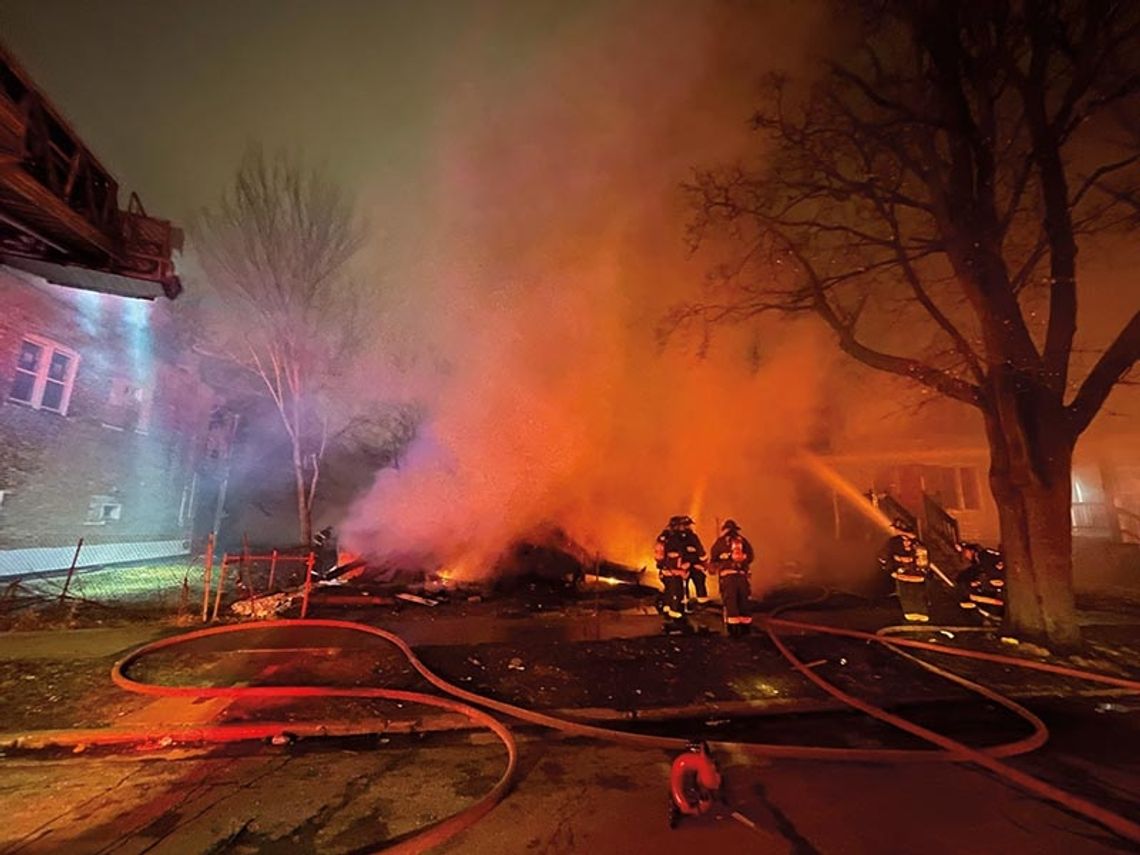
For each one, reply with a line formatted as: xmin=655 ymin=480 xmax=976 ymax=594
xmin=396 ymin=593 xmax=440 ymax=607
xmin=230 ymin=593 xmax=295 ymax=620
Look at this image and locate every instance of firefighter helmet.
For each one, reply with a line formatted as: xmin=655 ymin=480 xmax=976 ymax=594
xmin=679 ymin=515 xmax=694 ymax=527
xmin=722 ymin=519 xmax=740 ymax=532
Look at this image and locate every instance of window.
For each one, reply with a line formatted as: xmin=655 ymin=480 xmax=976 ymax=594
xmin=959 ymin=467 xmax=981 ymax=510
xmin=8 ymin=336 xmax=79 ymax=414
xmin=85 ymin=495 xmax=122 ymax=525
xmin=920 ymin=465 xmax=983 ymax=511
xmin=921 ymin=466 xmax=959 ymax=508
xmin=104 ymin=377 xmax=153 ymax=433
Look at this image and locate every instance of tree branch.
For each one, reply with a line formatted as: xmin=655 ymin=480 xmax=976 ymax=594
xmin=1067 ymin=309 xmax=1140 ymax=436
xmin=783 ymin=235 xmax=983 ymax=407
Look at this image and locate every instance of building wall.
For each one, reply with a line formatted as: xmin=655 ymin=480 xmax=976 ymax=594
xmin=0 ymin=268 xmax=214 ymax=563
xmin=827 ymin=451 xmax=1000 ymax=543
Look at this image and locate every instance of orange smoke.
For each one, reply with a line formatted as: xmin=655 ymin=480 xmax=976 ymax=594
xmin=342 ymin=2 xmax=830 ymax=578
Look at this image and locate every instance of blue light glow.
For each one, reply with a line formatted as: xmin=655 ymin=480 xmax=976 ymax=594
xmin=72 ymin=288 xmax=104 ymax=336
xmin=122 ymin=297 xmax=155 ymax=388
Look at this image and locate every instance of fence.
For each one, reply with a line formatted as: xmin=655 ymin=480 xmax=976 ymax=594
xmin=1 ymin=536 xmax=202 ymax=626
xmin=0 ymin=532 xmax=320 ymax=627
xmin=199 ymin=537 xmax=318 ymax=622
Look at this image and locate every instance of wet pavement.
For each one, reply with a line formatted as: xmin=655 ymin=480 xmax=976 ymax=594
xmin=2 ymin=702 xmax=1137 ymax=854
xmin=1 ymin=590 xmax=1139 ymax=852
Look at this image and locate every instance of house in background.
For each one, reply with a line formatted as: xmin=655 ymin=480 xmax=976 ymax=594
xmin=0 ymin=39 xmax=219 ymax=576
xmin=816 ymin=403 xmax=1140 ymax=591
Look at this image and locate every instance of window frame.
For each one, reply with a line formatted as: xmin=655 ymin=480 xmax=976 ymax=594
xmin=919 ymin=464 xmax=983 ymax=512
xmin=85 ymin=494 xmax=123 ymax=526
xmin=7 ymin=334 xmax=81 ymax=415
xmin=105 ymin=376 xmax=155 ymax=434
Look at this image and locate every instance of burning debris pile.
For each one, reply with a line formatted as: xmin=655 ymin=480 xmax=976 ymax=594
xmin=226 ymin=524 xmax=653 ymax=622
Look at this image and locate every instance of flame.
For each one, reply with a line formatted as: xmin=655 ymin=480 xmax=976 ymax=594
xmin=585 ymin=574 xmax=626 ymax=586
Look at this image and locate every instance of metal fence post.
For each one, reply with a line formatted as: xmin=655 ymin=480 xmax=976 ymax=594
xmin=58 ymin=538 xmax=84 ymax=603
xmin=211 ymin=554 xmax=229 ymax=621
xmin=300 ymin=551 xmax=315 ymax=618
xmin=201 ymin=532 xmax=215 ymax=622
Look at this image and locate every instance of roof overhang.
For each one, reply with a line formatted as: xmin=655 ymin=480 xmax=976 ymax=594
xmin=1 ymin=254 xmax=180 ymax=300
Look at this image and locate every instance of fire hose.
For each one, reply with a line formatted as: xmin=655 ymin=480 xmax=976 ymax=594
xmin=90 ymin=610 xmax=1140 ymax=851
xmin=0 ymin=601 xmax=1121 ymax=855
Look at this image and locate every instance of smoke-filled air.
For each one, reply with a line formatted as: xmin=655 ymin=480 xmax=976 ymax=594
xmin=342 ymin=1 xmax=836 ymax=583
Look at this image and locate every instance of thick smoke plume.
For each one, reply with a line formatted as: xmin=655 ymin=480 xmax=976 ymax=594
xmin=344 ymin=1 xmax=834 ymax=582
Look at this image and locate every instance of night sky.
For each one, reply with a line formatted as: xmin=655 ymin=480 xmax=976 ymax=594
xmin=1 ymin=1 xmax=1134 ymax=525
xmin=0 ymin=0 xmax=657 ymax=305
xmin=0 ymin=0 xmax=592 ymax=218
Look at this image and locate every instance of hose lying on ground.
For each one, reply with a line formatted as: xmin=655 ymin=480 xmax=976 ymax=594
xmin=763 ymin=615 xmax=1140 ymax=844
xmin=96 ymin=611 xmax=1140 ymax=851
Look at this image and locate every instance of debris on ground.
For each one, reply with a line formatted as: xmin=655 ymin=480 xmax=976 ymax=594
xmin=1095 ymin=702 xmax=1132 ymax=714
xmin=396 ymin=593 xmax=440 ymax=607
xmin=230 ymin=592 xmax=295 ymax=620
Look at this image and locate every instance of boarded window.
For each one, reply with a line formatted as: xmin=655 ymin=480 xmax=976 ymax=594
xmin=104 ymin=378 xmax=154 ymax=433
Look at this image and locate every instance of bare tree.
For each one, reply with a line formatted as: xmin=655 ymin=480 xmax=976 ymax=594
xmin=678 ymin=0 xmax=1140 ymax=648
xmin=196 ymin=147 xmax=364 ymax=545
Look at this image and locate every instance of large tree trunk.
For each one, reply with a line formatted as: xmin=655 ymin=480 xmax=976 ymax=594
xmin=983 ymin=374 xmax=1080 ymax=650
xmin=292 ymin=443 xmax=312 ymax=546
xmin=991 ymin=463 xmax=1078 ymax=649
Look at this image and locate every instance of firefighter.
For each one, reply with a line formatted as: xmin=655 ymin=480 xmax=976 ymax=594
xmin=312 ymin=526 xmax=338 ymax=579
xmin=676 ymin=515 xmax=709 ymax=611
xmin=882 ymin=518 xmax=929 ymax=622
xmin=709 ymin=519 xmax=754 ymax=637
xmin=955 ymin=542 xmax=1006 ymax=621
xmin=655 ymin=516 xmax=691 ymax=633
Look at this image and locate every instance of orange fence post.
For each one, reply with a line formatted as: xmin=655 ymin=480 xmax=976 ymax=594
xmin=58 ymin=538 xmax=84 ymax=603
xmin=211 ymin=554 xmax=230 ymax=621
xmin=267 ymin=549 xmax=279 ymax=592
xmin=300 ymin=551 xmax=315 ymax=618
xmin=201 ymin=532 xmax=215 ymax=622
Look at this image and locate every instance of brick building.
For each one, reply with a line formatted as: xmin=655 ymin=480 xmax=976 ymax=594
xmin=0 ymin=267 xmax=223 ymax=574
xmin=0 ymin=38 xmax=223 ymax=576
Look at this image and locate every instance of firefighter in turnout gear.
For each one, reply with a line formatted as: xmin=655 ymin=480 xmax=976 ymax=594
xmin=710 ymin=519 xmax=754 ymax=636
xmin=881 ymin=518 xmax=930 ymax=622
xmin=955 ymin=542 xmax=1006 ymax=622
xmin=655 ymin=516 xmax=692 ymax=633
xmin=312 ymin=526 xmax=338 ymax=579
xmin=676 ymin=515 xmax=709 ymax=611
